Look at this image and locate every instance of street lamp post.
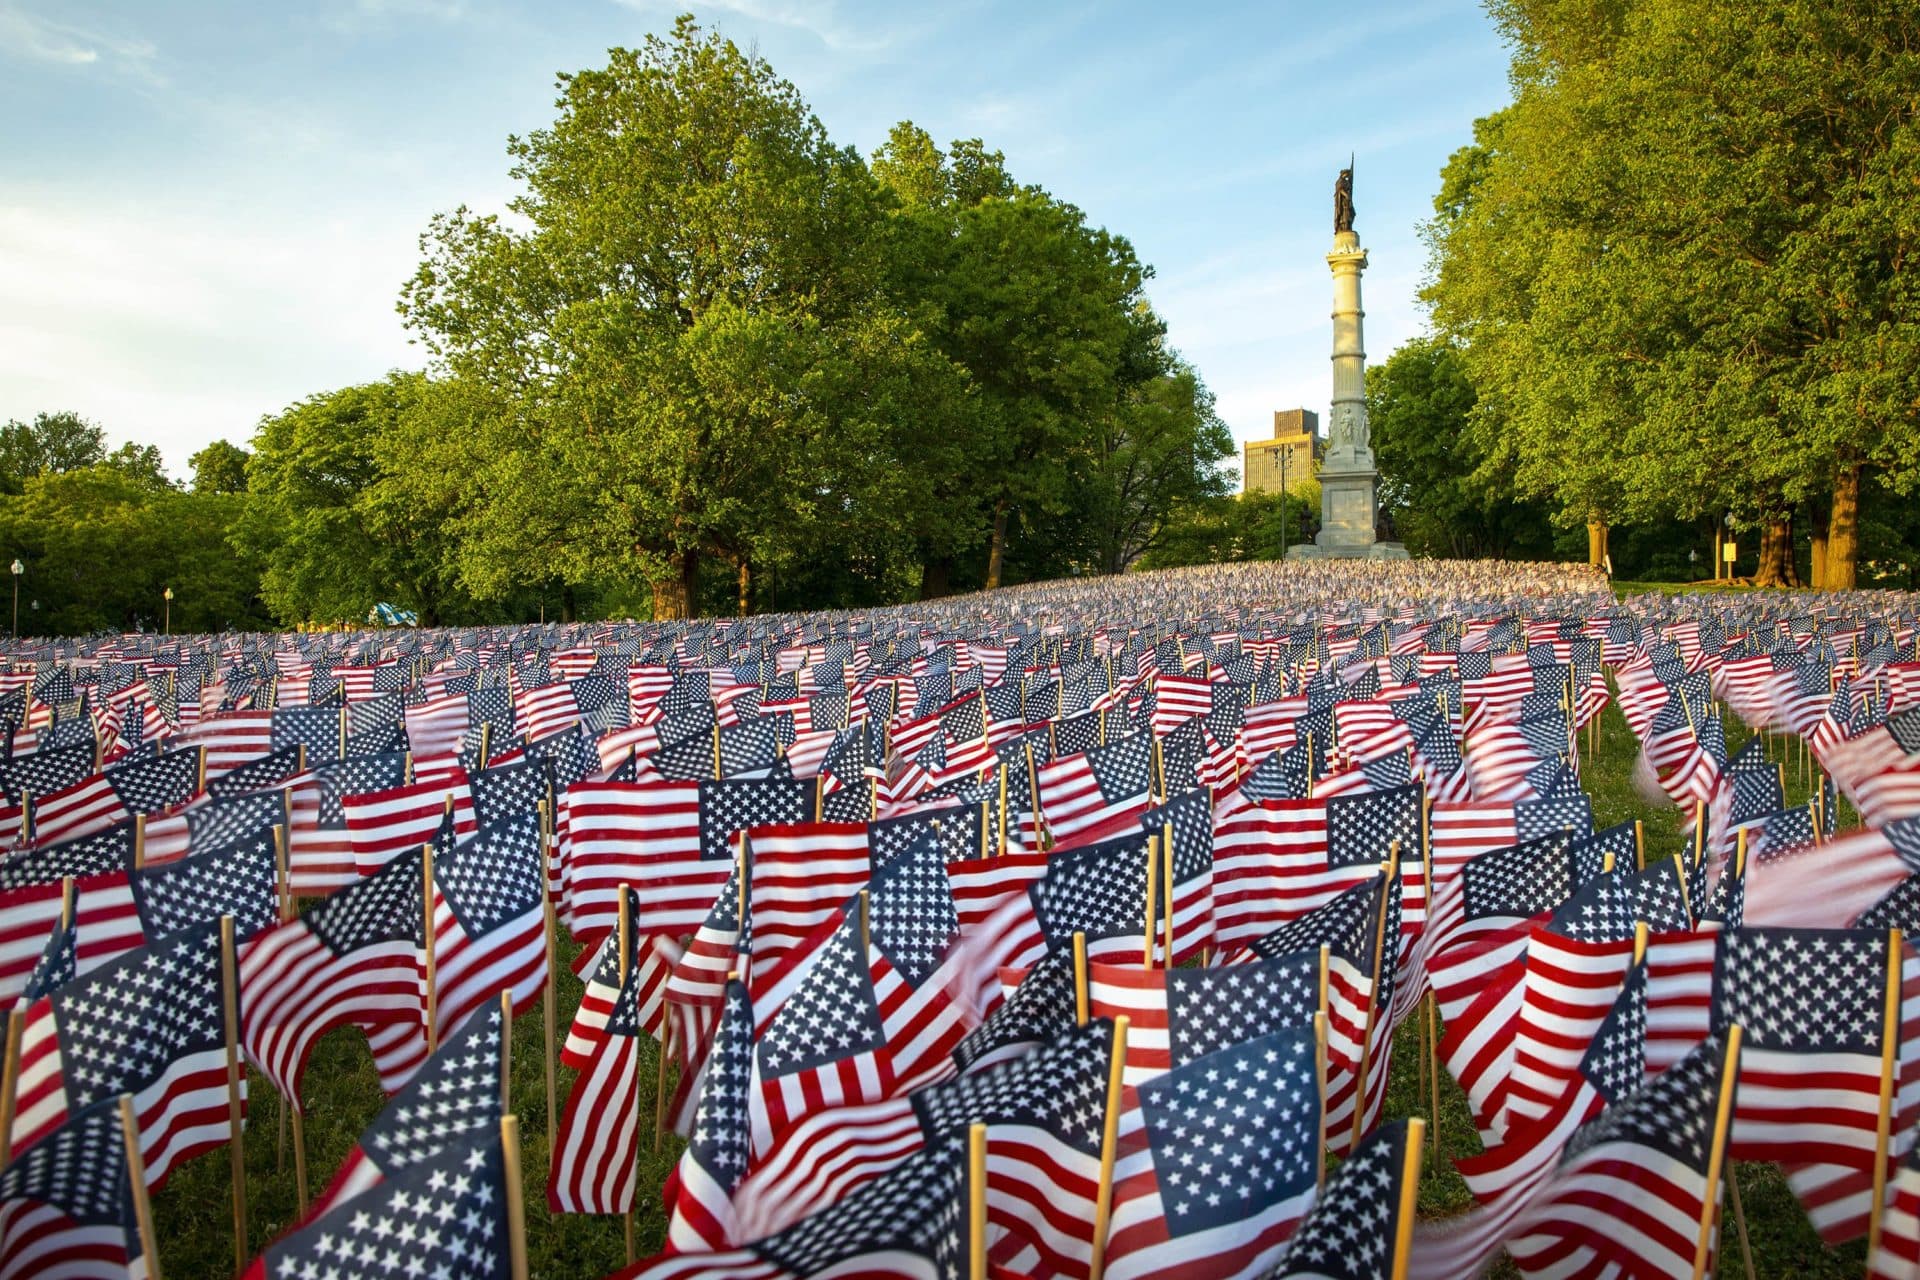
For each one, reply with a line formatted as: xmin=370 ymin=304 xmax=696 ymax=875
xmin=163 ymin=586 xmax=173 ymax=636
xmin=1279 ymin=445 xmax=1289 ymax=559
xmin=9 ymin=560 xmax=20 ymax=637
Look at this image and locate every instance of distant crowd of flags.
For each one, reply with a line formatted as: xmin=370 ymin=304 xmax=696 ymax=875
xmin=3 ymin=562 xmax=1920 ymax=1278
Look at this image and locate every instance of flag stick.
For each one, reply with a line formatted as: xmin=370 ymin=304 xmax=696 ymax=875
xmin=539 ymin=803 xmax=558 ymax=1139
xmin=1088 ymin=1015 xmax=1130 ymax=1280
xmin=1073 ymin=931 xmax=1089 ymax=1027
xmin=1691 ymin=1025 xmax=1745 ymax=1280
xmin=1868 ymin=929 xmax=1903 ymax=1264
xmin=501 ymin=1113 xmax=529 ymax=1280
xmin=968 ymin=1122 xmax=988 ymax=1280
xmin=653 ymin=1004 xmax=673 ymax=1155
xmin=1390 ymin=1118 xmax=1427 ymax=1280
xmin=220 ymin=916 xmax=247 ymax=1269
xmin=498 ymin=988 xmax=514 ymax=1114
xmin=133 ymin=814 xmax=146 ymax=869
xmin=290 ymin=1091 xmax=309 ymax=1211
xmin=0 ymin=1008 xmax=21 ymax=1172
xmin=1672 ymin=853 xmax=1692 ymax=924
xmin=119 ymin=1094 xmax=163 ymax=1280
xmin=1634 ymin=921 xmax=1650 ymax=966
xmin=1140 ymin=833 xmax=1160 ymax=969
xmin=997 ymin=769 xmax=1009 ymax=855
xmin=274 ymin=818 xmax=292 ymax=1174
xmin=1634 ymin=818 xmax=1646 ymax=871
xmin=1160 ymin=821 xmax=1175 ymax=965
xmin=422 ymin=843 xmax=438 ymax=1054
xmin=1726 ymin=1164 xmax=1757 ymax=1280
xmin=619 ymin=888 xmax=636 ymax=1263
xmin=1426 ymin=993 xmax=1440 ymax=1161
xmin=1313 ymin=1009 xmax=1329 ymax=1191
xmin=1350 ymin=857 xmax=1397 ymax=1149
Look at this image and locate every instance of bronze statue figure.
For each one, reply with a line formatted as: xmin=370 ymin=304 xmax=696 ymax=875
xmin=1334 ymin=162 xmax=1354 ymax=234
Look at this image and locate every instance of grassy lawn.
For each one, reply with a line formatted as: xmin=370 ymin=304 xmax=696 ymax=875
xmin=149 ymin=673 xmax=1867 ymax=1278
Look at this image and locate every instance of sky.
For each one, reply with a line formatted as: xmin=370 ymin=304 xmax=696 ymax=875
xmin=0 ymin=0 xmax=1515 ymax=480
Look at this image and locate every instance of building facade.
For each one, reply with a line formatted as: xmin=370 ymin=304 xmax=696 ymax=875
xmin=1242 ymin=409 xmax=1321 ymax=494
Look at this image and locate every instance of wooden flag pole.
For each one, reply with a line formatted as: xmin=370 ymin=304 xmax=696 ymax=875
xmin=1868 ymin=929 xmax=1904 ymax=1265
xmin=498 ymin=989 xmax=514 ymax=1113
xmin=968 ymin=1122 xmax=988 ymax=1280
xmin=538 ymin=802 xmax=558 ymax=1139
xmin=1426 ymin=993 xmax=1440 ymax=1161
xmin=618 ymin=888 xmax=637 ymax=1263
xmin=0 ymin=1008 xmax=22 ymax=1172
xmin=1672 ymin=853 xmax=1692 ymax=925
xmin=1088 ymin=1015 xmax=1130 ymax=1280
xmin=274 ymin=817 xmax=292 ymax=1174
xmin=1389 ymin=1118 xmax=1427 ymax=1280
xmin=1634 ymin=818 xmax=1646 ymax=871
xmin=502 ymin=1114 xmax=529 ymax=1280
xmin=997 ymin=769 xmax=1009 ymax=855
xmin=1726 ymin=1165 xmax=1758 ymax=1280
xmin=1350 ymin=857 xmax=1397 ymax=1149
xmin=1160 ymin=821 xmax=1176 ymax=965
xmin=290 ymin=1090 xmax=309 ymax=1211
xmin=219 ymin=916 xmax=247 ymax=1269
xmin=422 ymin=843 xmax=438 ymax=1055
xmin=1140 ymin=833 xmax=1161 ymax=970
xmin=1313 ymin=1006 xmax=1329 ymax=1191
xmin=120 ymin=1093 xmax=163 ymax=1280
xmin=1073 ymin=932 xmax=1090 ymax=1027
xmin=133 ymin=814 xmax=146 ymax=869
xmin=1690 ymin=1026 xmax=1744 ymax=1280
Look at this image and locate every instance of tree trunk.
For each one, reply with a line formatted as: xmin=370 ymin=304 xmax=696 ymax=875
xmin=651 ymin=548 xmax=698 ymax=620
xmin=736 ymin=558 xmax=751 ymax=617
xmin=1827 ymin=465 xmax=1860 ymax=590
xmin=919 ymin=558 xmax=952 ymax=601
xmin=1586 ymin=518 xmax=1609 ymax=569
xmin=560 ymin=583 xmax=577 ymax=624
xmin=985 ymin=502 xmax=1009 ymax=591
xmin=1752 ymin=519 xmax=1793 ymax=588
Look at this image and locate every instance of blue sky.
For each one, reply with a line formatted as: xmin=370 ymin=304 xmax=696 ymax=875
xmin=0 ymin=0 xmax=1514 ymax=478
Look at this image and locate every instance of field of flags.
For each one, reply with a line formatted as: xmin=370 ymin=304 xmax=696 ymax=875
xmin=6 ymin=558 xmax=1920 ymax=1277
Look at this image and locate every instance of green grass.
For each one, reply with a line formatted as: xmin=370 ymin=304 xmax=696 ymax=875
xmin=150 ymin=680 xmax=1867 ymax=1278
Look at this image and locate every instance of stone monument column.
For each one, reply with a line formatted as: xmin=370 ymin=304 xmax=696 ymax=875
xmin=1289 ymin=163 xmax=1407 ymax=560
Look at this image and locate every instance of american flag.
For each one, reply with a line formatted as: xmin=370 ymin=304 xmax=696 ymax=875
xmin=1272 ymin=1117 xmax=1419 ymax=1280
xmin=1141 ymin=788 xmax=1214 ymax=966
xmin=283 ymin=750 xmax=410 ymax=893
xmin=202 ymin=744 xmax=304 ymax=799
xmin=28 ymin=748 xmax=201 ymax=849
xmin=129 ymin=823 xmax=280 ymax=943
xmin=300 ymin=999 xmax=506 ymax=1226
xmin=666 ymin=978 xmax=755 ymax=1250
xmin=554 ymin=776 xmax=810 ymax=950
xmin=1498 ymin=1032 xmax=1737 ymax=1278
xmin=747 ymin=899 xmax=969 ymax=1155
xmin=1712 ymin=926 xmax=1920 ymax=1242
xmin=619 ymin=1129 xmax=969 ymax=1280
xmin=343 ymin=774 xmax=478 ymax=880
xmin=242 ymin=1125 xmax=513 ymax=1280
xmin=1035 ymin=732 xmax=1155 ymax=846
xmin=0 ymin=1095 xmax=145 ymax=1280
xmin=8 ymin=917 xmax=239 ymax=1188
xmin=239 ymin=843 xmax=427 ymax=1101
xmin=550 ymin=935 xmax=648 ymax=1214
xmin=738 ymin=1018 xmax=1116 ymax=1278
xmin=1103 ymin=1023 xmax=1322 ymax=1280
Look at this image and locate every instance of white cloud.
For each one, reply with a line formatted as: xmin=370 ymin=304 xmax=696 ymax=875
xmin=0 ymin=197 xmax=426 ymax=471
xmin=0 ymin=4 xmax=163 ymax=84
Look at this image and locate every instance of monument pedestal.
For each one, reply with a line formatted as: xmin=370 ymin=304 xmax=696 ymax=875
xmin=1286 ymin=462 xmax=1409 ymax=560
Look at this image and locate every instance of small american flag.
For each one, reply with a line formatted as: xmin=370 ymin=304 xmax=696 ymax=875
xmin=0 ymin=1095 xmax=145 ymax=1280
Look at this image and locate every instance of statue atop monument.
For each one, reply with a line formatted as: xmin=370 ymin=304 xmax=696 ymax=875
xmin=1333 ymin=162 xmax=1355 ymax=234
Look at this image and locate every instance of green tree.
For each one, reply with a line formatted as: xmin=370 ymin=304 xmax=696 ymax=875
xmin=0 ymin=467 xmax=267 ymax=635
xmin=0 ymin=411 xmax=107 ymax=492
xmin=189 ymin=440 xmax=250 ymax=493
xmin=402 ymin=17 xmax=916 ymax=618
xmin=1425 ymin=0 xmax=1920 ymax=586
xmin=237 ymin=375 xmax=478 ymax=626
xmin=1366 ymin=337 xmax=1554 ymax=558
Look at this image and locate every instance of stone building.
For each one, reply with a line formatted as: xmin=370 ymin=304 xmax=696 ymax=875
xmin=1242 ymin=409 xmax=1321 ymax=494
